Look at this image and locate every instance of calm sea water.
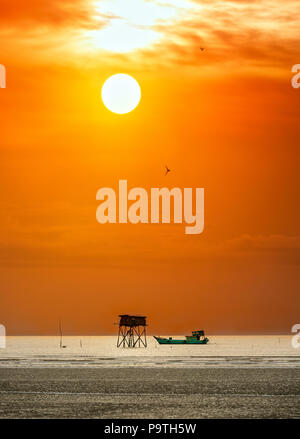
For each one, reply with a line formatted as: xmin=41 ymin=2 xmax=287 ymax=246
xmin=0 ymin=336 xmax=299 ymax=368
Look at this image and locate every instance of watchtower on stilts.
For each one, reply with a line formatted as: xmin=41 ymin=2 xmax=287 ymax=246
xmin=117 ymin=315 xmax=147 ymax=348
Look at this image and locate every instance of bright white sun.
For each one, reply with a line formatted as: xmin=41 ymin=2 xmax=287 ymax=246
xmin=101 ymin=74 xmax=141 ymax=114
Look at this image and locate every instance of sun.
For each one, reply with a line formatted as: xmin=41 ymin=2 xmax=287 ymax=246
xmin=101 ymin=74 xmax=141 ymax=114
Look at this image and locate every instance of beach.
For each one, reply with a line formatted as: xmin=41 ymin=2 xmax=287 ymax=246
xmin=0 ymin=336 xmax=299 ymax=418
xmin=0 ymin=367 xmax=299 ymax=418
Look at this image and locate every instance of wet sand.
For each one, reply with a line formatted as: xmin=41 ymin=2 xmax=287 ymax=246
xmin=0 ymin=368 xmax=299 ymax=418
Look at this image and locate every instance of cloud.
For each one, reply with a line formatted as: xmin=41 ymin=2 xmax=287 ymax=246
xmin=220 ymin=235 xmax=300 ymax=266
xmin=1 ymin=0 xmax=299 ymax=72
xmin=1 ymin=199 xmax=299 ymax=270
xmin=157 ymin=0 xmax=300 ymax=71
xmin=0 ymin=0 xmax=94 ymax=29
xmin=224 ymin=234 xmax=300 ymax=252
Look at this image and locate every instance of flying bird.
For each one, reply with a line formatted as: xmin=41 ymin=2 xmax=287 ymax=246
xmin=165 ymin=165 xmax=171 ymax=176
xmin=200 ymin=47 xmax=205 ymax=51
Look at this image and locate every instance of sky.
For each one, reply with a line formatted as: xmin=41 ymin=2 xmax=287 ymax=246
xmin=0 ymin=0 xmax=299 ymax=335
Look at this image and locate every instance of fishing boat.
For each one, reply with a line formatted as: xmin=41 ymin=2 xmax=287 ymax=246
xmin=154 ymin=330 xmax=209 ymax=345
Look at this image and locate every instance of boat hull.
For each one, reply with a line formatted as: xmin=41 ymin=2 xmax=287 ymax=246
xmin=154 ymin=336 xmax=208 ymax=345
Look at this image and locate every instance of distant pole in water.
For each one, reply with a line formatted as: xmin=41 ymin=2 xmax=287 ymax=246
xmin=80 ymin=339 xmax=83 ymax=348
xmin=59 ymin=319 xmax=67 ymax=348
xmin=59 ymin=320 xmax=62 ymax=348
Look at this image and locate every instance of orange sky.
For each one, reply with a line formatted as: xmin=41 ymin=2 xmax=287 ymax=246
xmin=0 ymin=0 xmax=299 ymax=335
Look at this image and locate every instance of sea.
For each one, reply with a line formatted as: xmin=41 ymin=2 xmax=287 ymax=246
xmin=0 ymin=335 xmax=299 ymax=368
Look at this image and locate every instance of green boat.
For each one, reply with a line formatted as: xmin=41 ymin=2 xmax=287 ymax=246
xmin=154 ymin=330 xmax=209 ymax=345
